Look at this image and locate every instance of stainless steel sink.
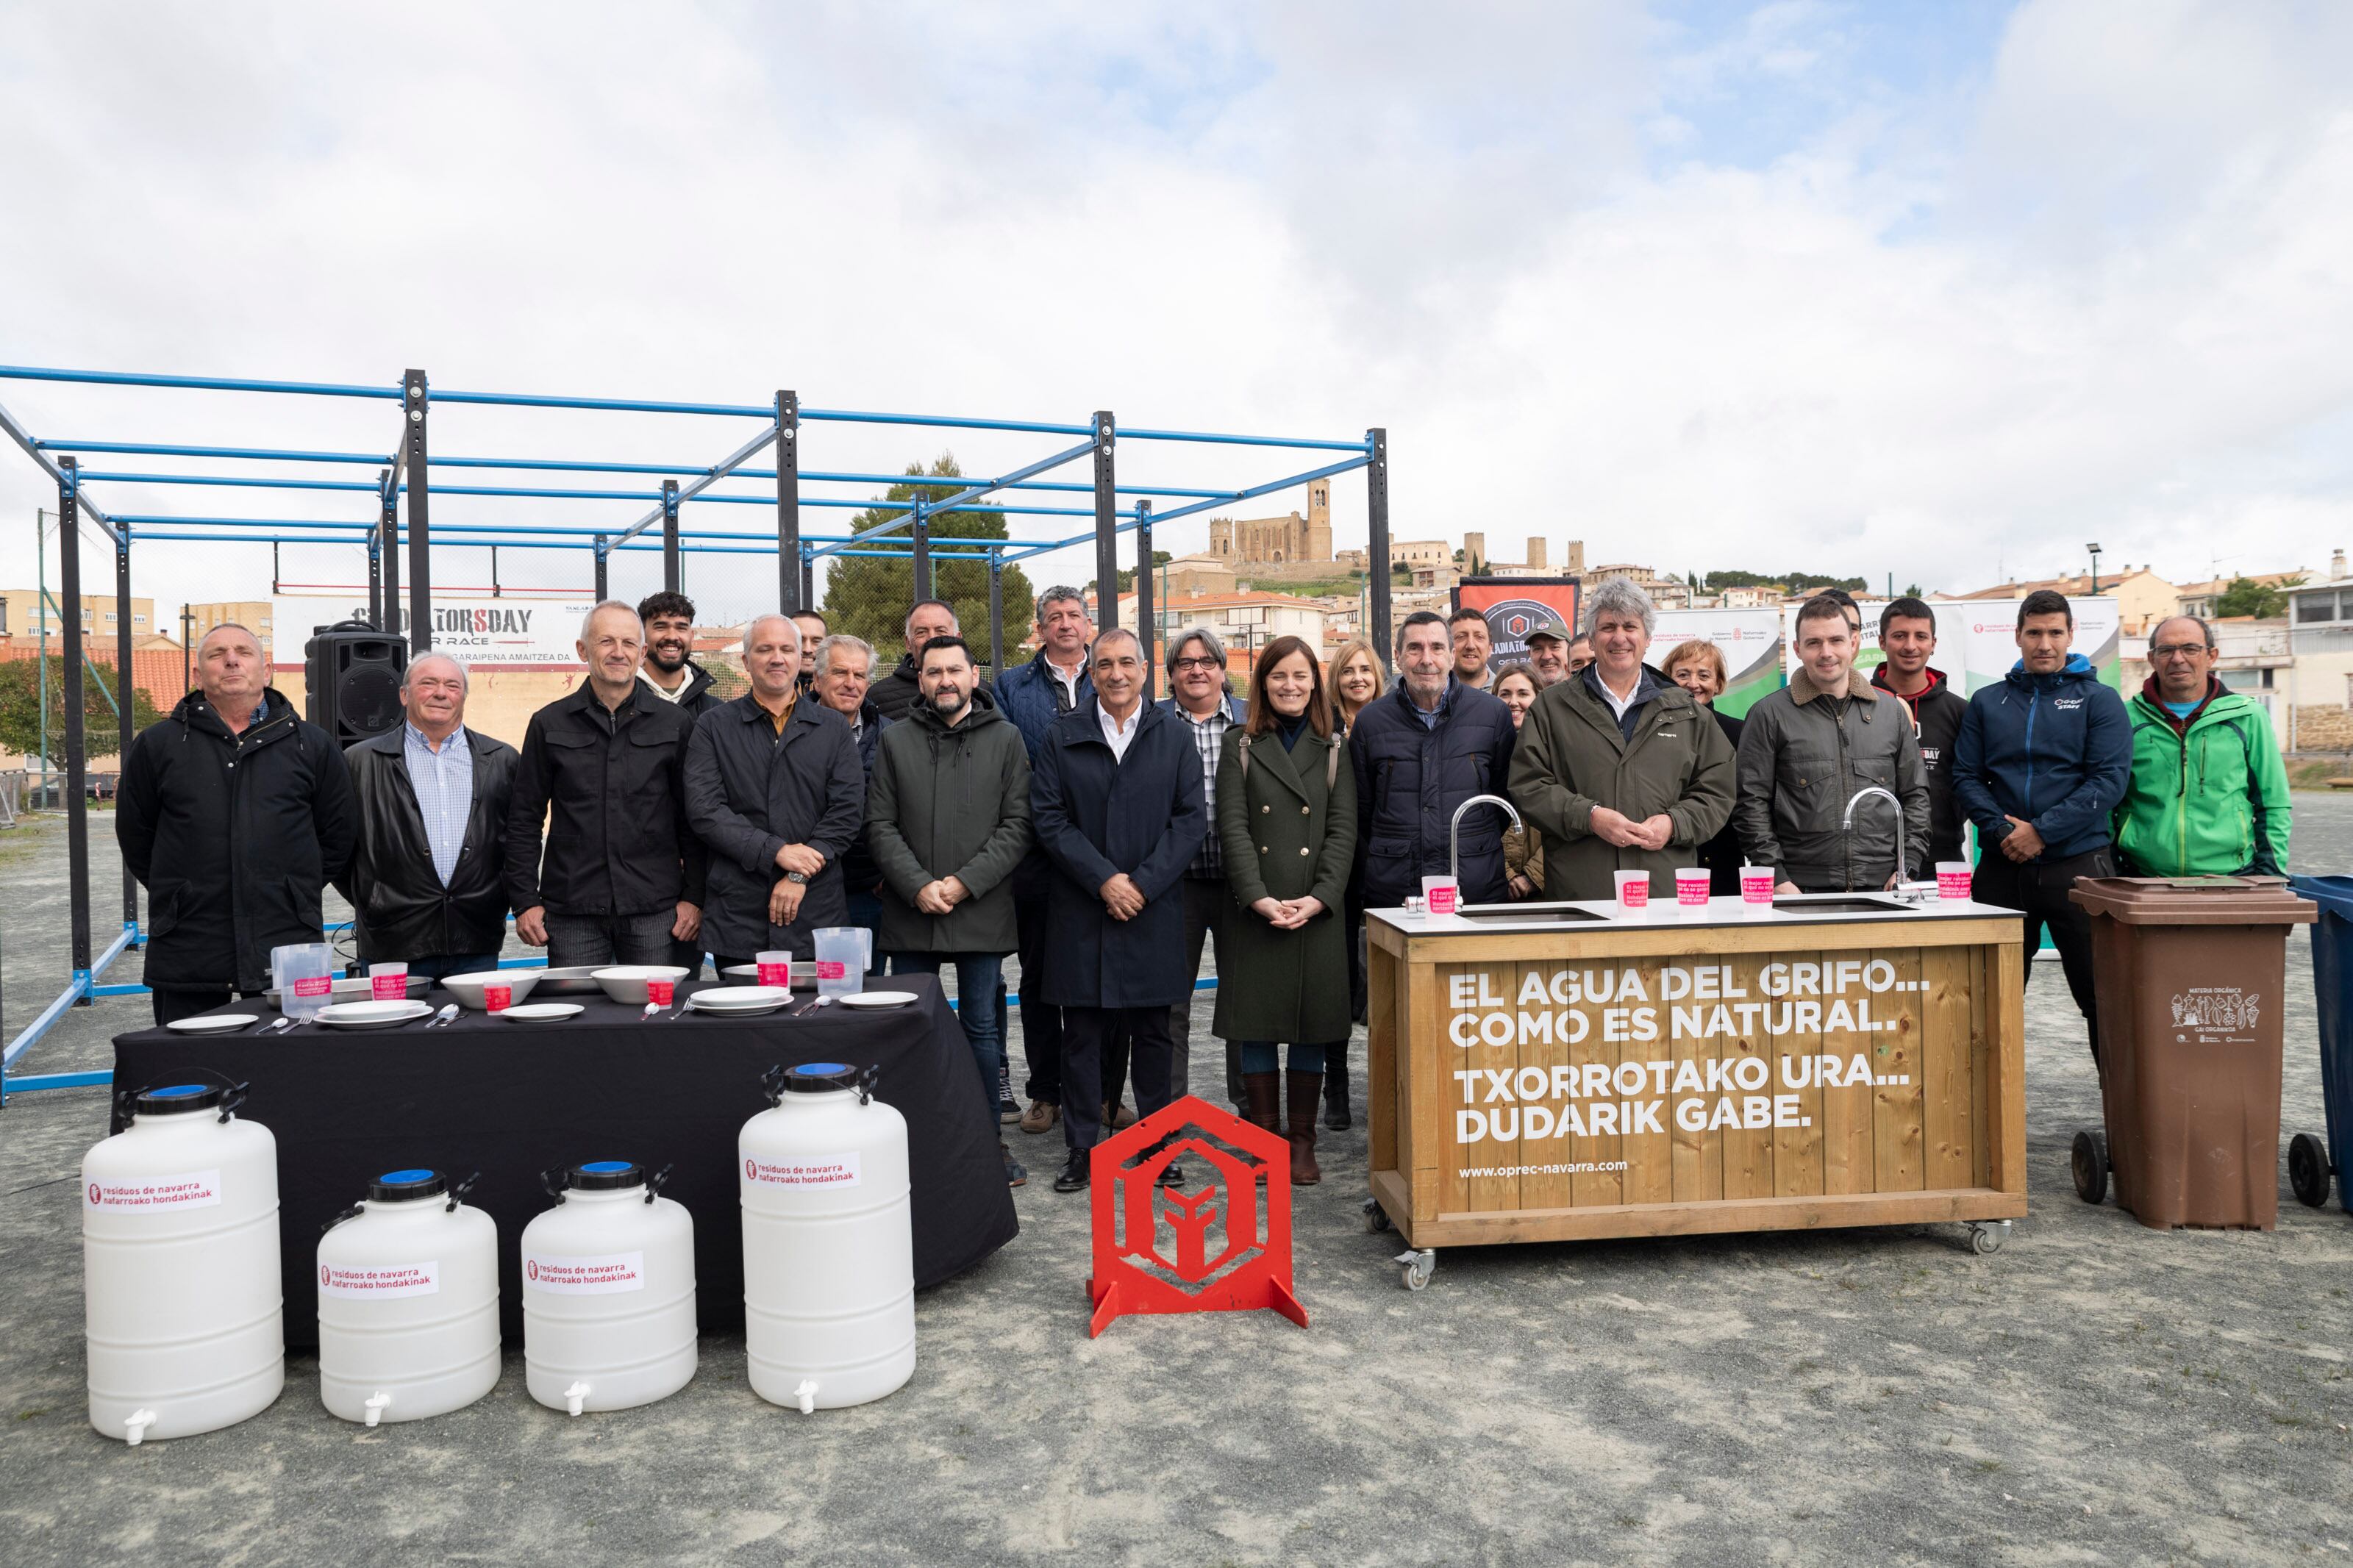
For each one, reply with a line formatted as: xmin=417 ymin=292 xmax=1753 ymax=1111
xmin=1454 ymin=904 xmax=1610 ymax=924
xmin=1770 ymin=896 xmax=1918 ymax=915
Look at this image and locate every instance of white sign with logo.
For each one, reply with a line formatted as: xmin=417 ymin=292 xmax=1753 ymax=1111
xmin=271 ymin=594 xmax=600 ymax=667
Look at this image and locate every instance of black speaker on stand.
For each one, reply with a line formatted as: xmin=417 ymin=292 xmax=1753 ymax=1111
xmin=304 ymin=621 xmax=409 ymax=744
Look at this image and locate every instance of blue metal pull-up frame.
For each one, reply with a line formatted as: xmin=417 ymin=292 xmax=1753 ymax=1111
xmin=0 ymin=362 xmax=1390 ymax=1098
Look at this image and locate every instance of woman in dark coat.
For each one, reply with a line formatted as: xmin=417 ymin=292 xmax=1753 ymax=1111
xmin=1213 ymin=636 xmax=1357 ymax=1185
xmin=1662 ymin=639 xmax=1746 ymax=895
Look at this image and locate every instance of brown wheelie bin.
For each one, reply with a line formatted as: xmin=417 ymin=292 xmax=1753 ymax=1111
xmin=2066 ymin=877 xmax=2315 ymax=1230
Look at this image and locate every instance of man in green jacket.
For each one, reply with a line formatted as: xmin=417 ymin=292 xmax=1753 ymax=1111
xmin=866 ymin=635 xmax=1035 ymax=1186
xmin=2115 ymin=615 xmax=2291 ymax=876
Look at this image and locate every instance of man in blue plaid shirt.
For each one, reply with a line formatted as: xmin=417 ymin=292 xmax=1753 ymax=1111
xmin=1154 ymin=626 xmax=1249 ymax=1108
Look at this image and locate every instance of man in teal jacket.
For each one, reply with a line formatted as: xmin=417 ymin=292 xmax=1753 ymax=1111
xmin=2115 ymin=615 xmax=2291 ymax=876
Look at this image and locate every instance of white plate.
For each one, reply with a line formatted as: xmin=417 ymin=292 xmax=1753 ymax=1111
xmin=499 ymin=1002 xmax=584 ymax=1023
xmin=166 ymin=1013 xmax=260 ymax=1034
xmin=313 ymin=1000 xmax=437 ymax=1030
xmin=689 ymin=986 xmax=790 ymax=1010
xmin=836 ymin=990 xmax=918 ymax=1009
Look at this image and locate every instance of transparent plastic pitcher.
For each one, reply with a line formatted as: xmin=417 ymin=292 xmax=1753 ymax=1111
xmin=271 ymin=943 xmax=337 ymax=1020
xmin=813 ymin=928 xmax=868 ymax=1000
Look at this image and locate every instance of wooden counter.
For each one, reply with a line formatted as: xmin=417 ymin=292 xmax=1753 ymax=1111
xmin=1365 ymin=893 xmax=2027 ymax=1269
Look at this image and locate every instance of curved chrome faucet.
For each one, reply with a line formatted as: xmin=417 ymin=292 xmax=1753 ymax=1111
xmin=1840 ymin=784 xmax=1922 ymax=901
xmin=1450 ymin=793 xmax=1523 ymax=886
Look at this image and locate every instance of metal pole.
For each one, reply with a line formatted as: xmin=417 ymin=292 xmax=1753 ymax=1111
xmin=56 ymin=459 xmax=92 ymax=984
xmin=36 ymin=508 xmax=49 ymax=803
xmin=593 ymin=536 xmax=609 ymax=601
xmin=988 ymin=550 xmax=1004 ymax=680
xmin=491 ymin=545 xmax=501 ymax=598
xmin=1136 ymin=499 xmax=1155 ymax=701
xmin=181 ymin=605 xmax=193 ymax=692
xmin=379 ymin=469 xmax=400 ymax=639
xmin=271 ymin=540 xmax=280 ymax=594
xmin=800 ymin=547 xmax=813 ymax=609
xmin=776 ymin=390 xmax=800 ymax=612
xmin=367 ymin=532 xmax=382 ymax=626
xmin=115 ymin=520 xmax=137 ymax=934
xmin=1366 ymin=427 xmax=1391 ymax=659
xmin=403 ymin=370 xmax=431 ymax=654
xmin=1093 ymin=410 xmax=1117 ymax=634
xmin=662 ymin=479 xmax=682 ymax=593
xmin=910 ymin=497 xmax=931 ymax=604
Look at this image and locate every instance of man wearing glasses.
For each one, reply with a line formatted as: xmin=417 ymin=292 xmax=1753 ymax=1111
xmin=2113 ymin=615 xmax=2291 ymax=876
xmin=1157 ymin=626 xmax=1249 ymax=1110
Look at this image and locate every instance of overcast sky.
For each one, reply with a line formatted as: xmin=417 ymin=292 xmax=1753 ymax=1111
xmin=3 ymin=0 xmax=2349 ymax=629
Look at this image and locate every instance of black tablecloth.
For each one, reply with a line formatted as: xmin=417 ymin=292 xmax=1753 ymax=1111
xmin=112 ymin=975 xmax=1018 ymax=1348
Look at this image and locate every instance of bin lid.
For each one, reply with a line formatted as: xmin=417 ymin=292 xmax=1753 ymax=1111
xmin=779 ymin=1062 xmax=860 ymax=1095
xmin=567 ymin=1160 xmax=645 ymax=1191
xmin=368 ymin=1168 xmax=446 ymax=1203
xmin=133 ymin=1082 xmax=223 ymax=1117
xmin=2289 ymin=875 xmax=2353 ymax=917
xmin=2068 ymin=876 xmax=2318 ymax=926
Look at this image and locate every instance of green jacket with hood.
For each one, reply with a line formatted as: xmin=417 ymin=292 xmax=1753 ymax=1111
xmin=2113 ymin=679 xmax=2290 ymax=877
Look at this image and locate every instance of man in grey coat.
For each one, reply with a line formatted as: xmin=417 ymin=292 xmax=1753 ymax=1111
xmin=685 ymin=615 xmax=867 ymax=965
xmin=867 ymin=634 xmax=1033 ymax=1186
xmin=1735 ymin=595 xmax=1929 ymax=893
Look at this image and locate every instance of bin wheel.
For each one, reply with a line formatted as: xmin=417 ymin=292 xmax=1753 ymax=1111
xmin=1396 ymin=1248 xmax=1435 ymax=1292
xmin=1361 ymin=1198 xmax=1393 ymax=1234
xmin=2289 ymin=1132 xmax=2332 ymax=1209
xmin=1967 ymin=1221 xmax=2008 ymax=1256
xmin=2071 ymin=1129 xmax=2108 ymax=1205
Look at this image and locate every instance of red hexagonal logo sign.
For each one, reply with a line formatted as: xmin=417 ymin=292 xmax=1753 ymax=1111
xmin=1085 ymin=1095 xmax=1307 ymax=1337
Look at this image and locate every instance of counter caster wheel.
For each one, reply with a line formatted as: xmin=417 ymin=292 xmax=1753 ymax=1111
xmin=1395 ymin=1248 xmax=1435 ymax=1292
xmin=2289 ymin=1132 xmax=2332 ymax=1210
xmin=1361 ymin=1198 xmax=1392 ymax=1234
xmin=1966 ymin=1220 xmax=2010 ymax=1256
xmin=2071 ymin=1129 xmax=2108 ymax=1205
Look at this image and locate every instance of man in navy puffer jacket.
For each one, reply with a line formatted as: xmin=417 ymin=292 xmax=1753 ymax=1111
xmin=1349 ymin=611 xmax=1519 ymax=911
xmin=1951 ymin=590 xmax=2131 ymax=1053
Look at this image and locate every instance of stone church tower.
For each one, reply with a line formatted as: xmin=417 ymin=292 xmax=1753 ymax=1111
xmin=1206 ymin=478 xmax=1335 ymax=566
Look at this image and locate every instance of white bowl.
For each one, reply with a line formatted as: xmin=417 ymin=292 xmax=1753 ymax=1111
xmin=440 ymin=969 xmax=545 ymax=1011
xmin=591 ymin=965 xmax=690 ymax=1005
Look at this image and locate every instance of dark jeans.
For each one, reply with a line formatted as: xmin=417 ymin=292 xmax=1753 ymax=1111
xmin=150 ymin=987 xmax=267 ymax=1026
xmin=1973 ymin=845 xmax=2115 ymax=1045
xmin=1062 ymin=1006 xmax=1175 ymax=1156
xmin=546 ymin=910 xmax=682 ymax=970
xmin=1167 ymin=876 xmax=1224 ymax=1103
xmin=1014 ymin=875 xmax=1064 ymax=1106
xmin=896 ymin=955 xmax=1005 ymax=1123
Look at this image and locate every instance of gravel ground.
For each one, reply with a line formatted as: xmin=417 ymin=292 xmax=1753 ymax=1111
xmin=2 ymin=797 xmax=2351 ymax=1566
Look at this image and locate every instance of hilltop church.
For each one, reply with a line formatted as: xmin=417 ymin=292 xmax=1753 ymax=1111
xmin=1207 ymin=477 xmax=1335 ymax=567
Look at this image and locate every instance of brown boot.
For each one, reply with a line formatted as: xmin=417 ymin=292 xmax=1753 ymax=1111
xmin=1241 ymin=1072 xmax=1281 ymax=1134
xmin=1285 ymin=1070 xmax=1324 ymax=1186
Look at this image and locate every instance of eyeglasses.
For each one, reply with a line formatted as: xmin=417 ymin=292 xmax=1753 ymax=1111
xmin=2150 ymin=642 xmax=2207 ymax=660
xmin=1172 ymin=656 xmax=1221 ymax=672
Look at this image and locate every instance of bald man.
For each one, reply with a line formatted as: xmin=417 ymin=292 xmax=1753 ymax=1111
xmin=683 ymin=614 xmax=868 ymax=964
xmin=338 ymin=651 xmax=520 ymax=983
xmin=118 ymin=622 xmax=355 ymax=1023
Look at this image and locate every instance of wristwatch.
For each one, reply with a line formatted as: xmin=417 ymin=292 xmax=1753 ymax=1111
xmin=784 ymin=870 xmax=808 ymax=885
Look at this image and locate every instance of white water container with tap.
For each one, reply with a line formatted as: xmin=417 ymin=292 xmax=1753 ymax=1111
xmin=82 ymin=1078 xmax=284 ymax=1445
xmin=316 ymin=1169 xmax=499 ymax=1427
xmin=521 ymin=1161 xmax=696 ymax=1415
xmin=740 ymin=1062 xmax=915 ymax=1413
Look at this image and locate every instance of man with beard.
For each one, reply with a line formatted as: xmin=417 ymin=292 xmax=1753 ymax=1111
xmin=868 ymin=599 xmax=961 ymax=723
xmin=867 ymin=634 xmax=1034 ymax=1186
xmin=791 ymin=610 xmax=829 ymax=695
xmin=1870 ymin=597 xmax=1968 ymax=869
xmin=636 ymin=591 xmax=723 ymax=717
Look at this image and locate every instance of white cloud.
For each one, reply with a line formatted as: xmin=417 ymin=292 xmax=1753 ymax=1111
xmin=1 ymin=0 xmax=2348 ymax=636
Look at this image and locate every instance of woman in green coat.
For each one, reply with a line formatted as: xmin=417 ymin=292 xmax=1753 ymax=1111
xmin=1213 ymin=635 xmax=1358 ymax=1185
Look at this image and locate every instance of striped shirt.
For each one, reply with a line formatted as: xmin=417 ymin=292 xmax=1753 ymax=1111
xmin=1175 ymin=700 xmax=1235 ymax=878
xmin=402 ymin=723 xmax=473 ymax=888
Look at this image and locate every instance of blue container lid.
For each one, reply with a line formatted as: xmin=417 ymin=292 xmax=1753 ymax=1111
xmin=369 ymin=1168 xmax=446 ymax=1203
xmin=569 ymin=1161 xmax=643 ymax=1191
xmin=782 ymin=1062 xmax=861 ymax=1094
xmin=133 ymin=1082 xmax=222 ymax=1116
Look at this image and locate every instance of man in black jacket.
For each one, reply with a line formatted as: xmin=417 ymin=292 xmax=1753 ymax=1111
xmin=118 ymin=622 xmax=356 ymax=1024
xmin=867 ymin=599 xmax=961 ymax=723
xmin=635 ymin=590 xmax=724 ymax=718
xmin=685 ymin=615 xmax=868 ymax=965
xmin=338 ymin=651 xmax=518 ymax=984
xmin=1348 ymin=610 xmax=1518 ymax=910
xmin=1870 ymin=596 xmax=1968 ymax=867
xmin=505 ymin=601 xmax=707 ymax=970
xmin=808 ymin=632 xmax=892 ymax=950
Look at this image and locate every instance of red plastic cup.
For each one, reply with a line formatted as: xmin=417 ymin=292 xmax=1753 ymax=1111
xmin=1937 ymin=861 xmax=1973 ymax=901
xmin=646 ymin=978 xmax=675 ymax=1007
xmin=483 ymin=984 xmax=513 ymax=1014
xmin=368 ymin=962 xmax=408 ymax=1001
xmin=1614 ymin=870 xmax=1651 ymax=910
xmin=1421 ymin=876 xmax=1460 ymax=916
xmin=1740 ymin=866 xmax=1774 ymax=905
xmin=757 ymin=948 xmax=792 ymax=988
xmin=1675 ymin=868 xmax=1709 ymax=907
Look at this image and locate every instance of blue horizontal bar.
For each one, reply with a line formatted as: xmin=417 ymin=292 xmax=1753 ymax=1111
xmin=114 ymin=514 xmax=376 ymax=529
xmin=90 ymin=983 xmax=151 ymax=997
xmin=1146 ymin=451 xmax=1372 ymax=529
xmin=3 ymin=1070 xmax=114 ymax=1095
xmin=801 ymin=407 xmax=1096 ymax=437
xmin=1118 ymin=426 xmax=1371 ymax=453
xmin=0 ymin=365 xmax=403 ymax=400
xmin=38 ymin=439 xmax=393 ymax=465
xmin=138 ymin=531 xmax=374 ymax=544
xmin=431 ymin=387 xmax=774 ymax=418
xmin=76 ymin=470 xmax=380 ymax=493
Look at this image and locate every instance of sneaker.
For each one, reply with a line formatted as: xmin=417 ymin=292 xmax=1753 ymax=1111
xmin=999 ymin=1095 xmax=1021 ymax=1124
xmin=1001 ymin=1143 xmax=1028 ymax=1188
xmin=1021 ymin=1100 xmax=1060 ymax=1136
xmin=1052 ymin=1156 xmax=1090 ymax=1193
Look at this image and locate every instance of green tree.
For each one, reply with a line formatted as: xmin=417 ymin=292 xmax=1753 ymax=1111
xmin=2214 ymin=575 xmax=2302 ymax=619
xmin=0 ymin=655 xmax=165 ymax=764
xmin=1087 ymin=551 xmax=1172 ymax=598
xmin=820 ymin=456 xmax=1035 ymax=669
